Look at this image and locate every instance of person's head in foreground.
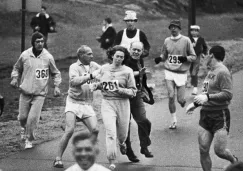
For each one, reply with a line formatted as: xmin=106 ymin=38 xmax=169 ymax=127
xmin=129 ymin=41 xmax=144 ymax=60
xmin=225 ymin=162 xmax=243 ymax=171
xmin=77 ymin=45 xmax=94 ymax=65
xmin=107 ymin=45 xmax=129 ymax=66
xmin=72 ymin=132 xmax=99 ymax=170
xmin=124 ymin=10 xmax=138 ymax=30
xmin=168 ymin=19 xmax=181 ymax=37
xmin=206 ymin=45 xmax=225 ymax=70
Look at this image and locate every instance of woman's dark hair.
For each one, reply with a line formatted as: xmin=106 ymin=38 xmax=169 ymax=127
xmin=106 ymin=45 xmax=130 ymax=65
xmin=105 ymin=17 xmax=112 ymax=24
xmin=209 ymin=45 xmax=225 ymax=61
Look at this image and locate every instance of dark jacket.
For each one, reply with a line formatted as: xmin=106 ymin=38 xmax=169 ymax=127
xmin=125 ymin=57 xmax=154 ymax=104
xmin=189 ymin=36 xmax=208 ymax=56
xmin=30 ymin=13 xmax=56 ymax=36
xmin=100 ymin=26 xmax=116 ymax=50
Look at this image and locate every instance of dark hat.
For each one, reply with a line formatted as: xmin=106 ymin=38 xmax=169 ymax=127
xmin=31 ymin=32 xmax=44 ymax=46
xmin=168 ymin=20 xmax=181 ymax=30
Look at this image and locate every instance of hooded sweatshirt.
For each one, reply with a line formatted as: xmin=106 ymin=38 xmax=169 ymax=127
xmin=11 ymin=47 xmax=61 ymax=96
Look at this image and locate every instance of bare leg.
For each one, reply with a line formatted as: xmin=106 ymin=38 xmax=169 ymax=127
xmin=56 ymin=112 xmax=76 ymax=160
xmin=177 ymin=85 xmax=186 ymax=108
xmin=214 ymin=129 xmax=237 ymax=163
xmin=82 ymin=115 xmax=99 ymax=136
xmin=165 ymin=80 xmax=176 ymax=114
xmin=198 ymin=126 xmax=214 ymax=171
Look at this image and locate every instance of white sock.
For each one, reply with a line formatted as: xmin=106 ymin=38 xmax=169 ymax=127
xmin=171 ymin=113 xmax=177 ymax=123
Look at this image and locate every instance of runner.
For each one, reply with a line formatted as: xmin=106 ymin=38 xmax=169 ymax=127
xmin=65 ymin=131 xmax=110 ymax=171
xmin=154 ymin=19 xmax=196 ymax=129
xmin=123 ymin=41 xmax=153 ymax=162
xmin=93 ymin=45 xmax=137 ymax=170
xmin=186 ymin=45 xmax=238 ymax=171
xmin=10 ymin=32 xmax=61 ymax=149
xmin=53 ymin=45 xmax=101 ymax=168
xmin=114 ymin=10 xmax=150 ymax=62
xmin=189 ymin=25 xmax=208 ymax=95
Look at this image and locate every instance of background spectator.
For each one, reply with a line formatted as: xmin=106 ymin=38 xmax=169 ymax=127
xmin=30 ymin=6 xmax=56 ymax=49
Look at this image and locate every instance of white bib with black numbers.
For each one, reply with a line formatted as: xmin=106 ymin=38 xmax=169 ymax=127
xmin=102 ymin=80 xmax=119 ymax=92
xmin=35 ymin=68 xmax=49 ymax=80
xmin=202 ymin=80 xmax=209 ymax=93
xmin=168 ymin=54 xmax=182 ymax=66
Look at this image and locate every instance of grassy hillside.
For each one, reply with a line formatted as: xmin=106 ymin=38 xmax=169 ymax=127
xmin=1 ymin=0 xmax=243 ymax=159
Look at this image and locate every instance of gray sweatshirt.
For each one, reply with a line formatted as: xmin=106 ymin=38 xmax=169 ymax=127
xmin=202 ymin=62 xmax=233 ymax=111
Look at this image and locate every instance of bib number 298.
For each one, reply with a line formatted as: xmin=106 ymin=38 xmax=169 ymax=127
xmin=102 ymin=80 xmax=118 ymax=91
xmin=36 ymin=68 xmax=49 ymax=80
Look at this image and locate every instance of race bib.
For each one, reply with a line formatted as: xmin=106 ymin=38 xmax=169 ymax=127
xmin=202 ymin=81 xmax=209 ymax=93
xmin=102 ymin=80 xmax=119 ymax=91
xmin=168 ymin=55 xmax=182 ymax=65
xmin=35 ymin=68 xmax=49 ymax=80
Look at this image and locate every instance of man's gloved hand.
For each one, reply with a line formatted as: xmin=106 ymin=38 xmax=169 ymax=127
xmin=154 ymin=57 xmax=162 ymax=64
xmin=178 ymin=56 xmax=187 ymax=63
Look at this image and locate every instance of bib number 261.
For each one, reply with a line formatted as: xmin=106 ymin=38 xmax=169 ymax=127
xmin=102 ymin=80 xmax=118 ymax=91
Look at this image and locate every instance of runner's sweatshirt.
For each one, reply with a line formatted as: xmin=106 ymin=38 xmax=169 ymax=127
xmin=68 ymin=60 xmax=101 ymax=103
xmin=161 ymin=34 xmax=196 ymax=73
xmin=202 ymin=63 xmax=233 ymax=111
xmin=99 ymin=64 xmax=137 ymax=99
xmin=11 ymin=48 xmax=61 ymax=96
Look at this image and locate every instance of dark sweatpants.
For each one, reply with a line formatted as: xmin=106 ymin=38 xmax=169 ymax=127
xmin=190 ymin=55 xmax=201 ymax=87
xmin=125 ymin=91 xmax=151 ymax=149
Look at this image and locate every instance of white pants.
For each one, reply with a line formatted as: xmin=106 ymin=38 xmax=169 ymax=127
xmin=101 ymin=98 xmax=130 ymax=160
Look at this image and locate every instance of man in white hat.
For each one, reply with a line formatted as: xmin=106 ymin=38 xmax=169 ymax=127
xmin=114 ymin=10 xmax=150 ymax=60
xmin=189 ymin=25 xmax=208 ymax=95
xmin=113 ymin=10 xmax=151 ymax=162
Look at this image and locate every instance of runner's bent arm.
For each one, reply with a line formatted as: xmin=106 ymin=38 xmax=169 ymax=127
xmin=139 ymin=31 xmax=150 ymax=58
xmin=11 ymin=55 xmax=24 ymax=80
xmin=117 ymin=70 xmax=137 ymax=98
xmin=49 ymin=56 xmax=62 ymax=87
xmin=208 ymin=71 xmax=233 ymax=101
xmin=69 ymin=65 xmax=92 ymax=86
xmin=113 ymin=30 xmax=123 ymax=46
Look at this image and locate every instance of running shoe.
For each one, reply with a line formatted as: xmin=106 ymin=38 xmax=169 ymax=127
xmin=119 ymin=142 xmax=127 ymax=155
xmin=25 ymin=140 xmax=33 ymax=149
xmin=53 ymin=158 xmax=64 ymax=168
xmin=109 ymin=164 xmax=116 ymax=171
xmin=169 ymin=122 xmax=177 ymax=129
xmin=20 ymin=127 xmax=26 ymax=141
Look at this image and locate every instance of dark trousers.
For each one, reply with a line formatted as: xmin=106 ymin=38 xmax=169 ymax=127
xmin=190 ymin=55 xmax=201 ymax=87
xmin=125 ymin=91 xmax=151 ymax=149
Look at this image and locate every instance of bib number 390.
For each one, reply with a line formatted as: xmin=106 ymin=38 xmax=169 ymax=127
xmin=202 ymin=81 xmax=209 ymax=93
xmin=36 ymin=68 xmax=49 ymax=80
xmin=102 ymin=80 xmax=119 ymax=91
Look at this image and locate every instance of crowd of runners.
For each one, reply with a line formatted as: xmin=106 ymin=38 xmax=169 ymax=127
xmin=6 ymin=9 xmax=241 ymax=171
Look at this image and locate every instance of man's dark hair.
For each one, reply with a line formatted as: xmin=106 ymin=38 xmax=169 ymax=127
xmin=72 ymin=132 xmax=98 ymax=145
xmin=106 ymin=45 xmax=130 ymax=65
xmin=225 ymin=162 xmax=243 ymax=171
xmin=41 ymin=6 xmax=47 ymax=10
xmin=105 ymin=18 xmax=112 ymax=24
xmin=209 ymin=45 xmax=225 ymax=61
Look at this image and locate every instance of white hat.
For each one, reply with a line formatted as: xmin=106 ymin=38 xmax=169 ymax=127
xmin=190 ymin=25 xmax=200 ymax=30
xmin=124 ymin=10 xmax=138 ymax=21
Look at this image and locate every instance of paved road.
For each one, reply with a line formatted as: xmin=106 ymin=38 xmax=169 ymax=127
xmin=1 ymin=70 xmax=243 ymax=171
